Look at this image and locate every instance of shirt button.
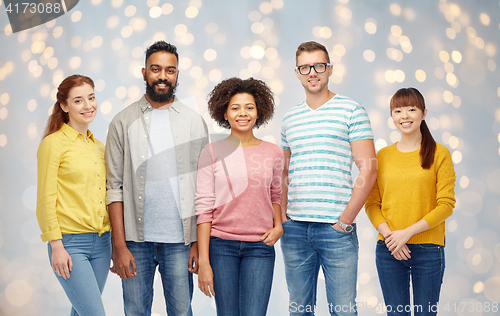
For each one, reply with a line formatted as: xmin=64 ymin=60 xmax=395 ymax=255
xmin=97 ymin=174 xmax=100 ymax=177
xmin=100 ymin=215 xmax=103 ymax=217
xmin=95 ymin=162 xmax=97 ymax=164
xmin=140 ymin=176 xmax=143 ymax=179
xmin=138 ymin=217 xmax=142 ymax=221
xmin=141 ymin=156 xmax=145 ymax=159
xmin=138 ymin=196 xmax=142 ymax=200
xmin=144 ymin=135 xmax=147 ymax=138
xmin=99 ymin=188 xmax=101 ymax=190
xmin=90 ymin=150 xmax=92 ymax=153
xmin=100 ymin=201 xmax=102 ymax=204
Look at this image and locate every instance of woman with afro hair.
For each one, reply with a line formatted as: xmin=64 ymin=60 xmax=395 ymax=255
xmin=195 ymin=77 xmax=284 ymax=315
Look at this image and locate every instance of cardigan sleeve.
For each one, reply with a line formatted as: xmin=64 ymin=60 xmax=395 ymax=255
xmin=422 ymin=146 xmax=456 ymax=229
xmin=195 ymin=145 xmax=216 ymax=224
xmin=364 ymin=178 xmax=387 ymax=230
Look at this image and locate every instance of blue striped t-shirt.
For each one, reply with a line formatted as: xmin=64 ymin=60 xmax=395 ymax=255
xmin=281 ymin=94 xmax=373 ymax=222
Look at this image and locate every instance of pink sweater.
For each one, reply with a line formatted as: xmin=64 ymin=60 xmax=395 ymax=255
xmin=195 ymin=140 xmax=284 ymax=241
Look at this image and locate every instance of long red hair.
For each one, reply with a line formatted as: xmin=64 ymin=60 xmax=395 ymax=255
xmin=42 ymin=75 xmax=95 ymax=138
xmin=390 ymin=87 xmax=436 ymax=169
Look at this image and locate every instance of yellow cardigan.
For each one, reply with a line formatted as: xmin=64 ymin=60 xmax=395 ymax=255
xmin=365 ymin=142 xmax=456 ymax=246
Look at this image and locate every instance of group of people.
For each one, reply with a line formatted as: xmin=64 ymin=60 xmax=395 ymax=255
xmin=36 ymin=40 xmax=456 ymax=316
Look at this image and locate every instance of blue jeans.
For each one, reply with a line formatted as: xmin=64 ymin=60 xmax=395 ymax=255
xmin=281 ymin=219 xmax=358 ymax=316
xmin=48 ymin=232 xmax=111 ymax=316
xmin=376 ymin=240 xmax=445 ymax=316
xmin=209 ymin=237 xmax=275 ymax=316
xmin=122 ymin=241 xmax=193 ymax=316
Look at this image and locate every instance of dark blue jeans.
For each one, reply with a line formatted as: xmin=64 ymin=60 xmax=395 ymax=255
xmin=376 ymin=240 xmax=445 ymax=316
xmin=209 ymin=237 xmax=276 ymax=316
xmin=122 ymin=241 xmax=193 ymax=316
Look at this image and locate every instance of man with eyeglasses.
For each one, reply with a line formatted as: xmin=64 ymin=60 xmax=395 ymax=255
xmin=280 ymin=41 xmax=377 ymax=315
xmin=105 ymin=41 xmax=208 ymax=315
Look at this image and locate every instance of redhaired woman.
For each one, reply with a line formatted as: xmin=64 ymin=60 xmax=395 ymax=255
xmin=36 ymin=75 xmax=110 ymax=315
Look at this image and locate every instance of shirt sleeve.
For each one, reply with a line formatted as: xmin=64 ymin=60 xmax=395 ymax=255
xmin=195 ymin=145 xmax=216 ymax=224
xmin=281 ymin=119 xmax=290 ymax=151
xmin=36 ymin=136 xmax=63 ymax=242
xmin=105 ymin=120 xmax=124 ymax=205
xmin=349 ymin=105 xmax=373 ymax=142
xmin=423 ymin=147 xmax=456 ymax=229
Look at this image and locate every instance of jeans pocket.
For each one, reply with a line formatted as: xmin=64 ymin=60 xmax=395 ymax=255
xmin=377 ymin=240 xmax=386 ymax=246
xmin=61 ymin=234 xmax=75 ymax=244
xmin=330 ymin=224 xmax=351 ymax=235
xmin=418 ymin=243 xmax=441 ymax=249
xmin=260 ymin=240 xmax=274 ymax=247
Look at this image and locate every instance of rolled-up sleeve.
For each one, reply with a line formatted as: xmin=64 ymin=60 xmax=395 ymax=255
xmin=105 ymin=120 xmax=124 ymax=205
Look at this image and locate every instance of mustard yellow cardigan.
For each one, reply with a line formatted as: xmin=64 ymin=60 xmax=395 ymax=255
xmin=365 ymin=142 xmax=456 ymax=246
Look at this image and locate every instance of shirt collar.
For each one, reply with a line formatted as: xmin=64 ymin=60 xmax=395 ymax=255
xmin=60 ymin=123 xmax=94 ymax=142
xmin=140 ymin=95 xmax=181 ymax=113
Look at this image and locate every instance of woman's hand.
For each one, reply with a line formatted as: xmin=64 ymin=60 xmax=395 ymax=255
xmin=198 ymin=263 xmax=215 ymax=298
xmin=50 ymin=239 xmax=72 ymax=280
xmin=385 ymin=229 xmax=412 ymax=255
xmin=391 ymin=244 xmax=411 ymax=260
xmin=261 ymin=225 xmax=283 ymax=246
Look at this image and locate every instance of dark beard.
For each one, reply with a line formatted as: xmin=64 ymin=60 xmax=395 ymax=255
xmin=145 ymin=79 xmax=177 ymax=103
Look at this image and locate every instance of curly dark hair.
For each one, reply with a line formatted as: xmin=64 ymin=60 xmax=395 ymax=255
xmin=208 ymin=77 xmax=275 ymax=129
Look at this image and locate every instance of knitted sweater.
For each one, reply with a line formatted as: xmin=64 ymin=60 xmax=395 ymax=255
xmin=195 ymin=140 xmax=284 ymax=241
xmin=365 ymin=142 xmax=456 ymax=246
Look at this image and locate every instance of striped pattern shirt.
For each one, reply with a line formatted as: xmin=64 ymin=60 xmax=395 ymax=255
xmin=281 ymin=95 xmax=373 ymax=222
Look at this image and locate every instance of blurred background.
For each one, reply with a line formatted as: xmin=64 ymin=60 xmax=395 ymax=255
xmin=0 ymin=0 xmax=499 ymax=315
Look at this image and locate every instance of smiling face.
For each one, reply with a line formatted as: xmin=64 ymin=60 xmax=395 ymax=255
xmin=60 ymin=83 xmax=97 ymax=134
xmin=295 ymin=50 xmax=333 ymax=95
xmin=142 ymin=51 xmax=179 ymax=105
xmin=392 ymin=106 xmax=427 ymax=136
xmin=224 ymin=93 xmax=258 ymax=136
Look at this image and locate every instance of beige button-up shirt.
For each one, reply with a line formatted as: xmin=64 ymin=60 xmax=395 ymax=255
xmin=105 ymin=95 xmax=208 ymax=244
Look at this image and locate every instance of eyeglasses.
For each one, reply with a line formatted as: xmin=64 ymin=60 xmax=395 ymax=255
xmin=296 ymin=63 xmax=330 ymax=75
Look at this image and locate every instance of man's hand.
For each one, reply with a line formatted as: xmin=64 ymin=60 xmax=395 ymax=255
xmin=111 ymin=244 xmax=136 ymax=279
xmin=332 ymin=223 xmax=345 ymax=232
xmin=188 ymin=242 xmax=199 ymax=274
